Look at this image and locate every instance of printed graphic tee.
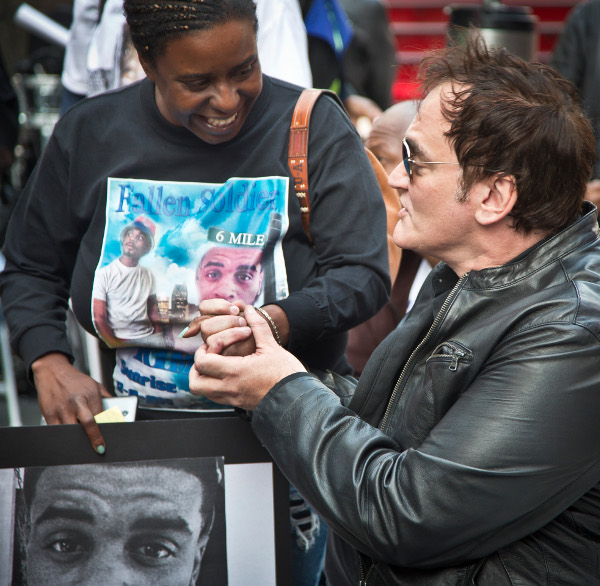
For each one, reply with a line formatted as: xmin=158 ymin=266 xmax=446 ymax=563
xmin=92 ymin=176 xmax=289 ymax=410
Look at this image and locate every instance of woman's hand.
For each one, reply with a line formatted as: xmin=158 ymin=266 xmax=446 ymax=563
xmin=31 ymin=353 xmax=112 ymax=454
xmin=180 ymin=299 xmax=254 ymax=355
xmin=189 ymin=306 xmax=305 ymax=410
xmin=180 ymin=299 xmax=290 ymax=356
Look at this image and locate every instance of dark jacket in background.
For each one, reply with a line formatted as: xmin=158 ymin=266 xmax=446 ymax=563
xmin=0 ymin=46 xmax=19 ymax=245
xmin=299 ymin=0 xmax=395 ymax=108
xmin=551 ymin=0 xmax=600 ymax=179
xmin=0 ymin=50 xmax=18 ymax=156
xmin=340 ymin=0 xmax=395 ymax=109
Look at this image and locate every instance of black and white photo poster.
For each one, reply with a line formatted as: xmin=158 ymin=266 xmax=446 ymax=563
xmin=0 ymin=418 xmax=290 ymax=585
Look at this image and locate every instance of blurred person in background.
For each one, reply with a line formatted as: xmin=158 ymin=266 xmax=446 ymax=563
xmin=340 ymin=0 xmax=396 ymax=133
xmin=551 ymin=0 xmax=600 ymax=209
xmin=298 ymin=0 xmax=395 ymax=135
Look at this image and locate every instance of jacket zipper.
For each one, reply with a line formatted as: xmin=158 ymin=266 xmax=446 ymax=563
xmin=357 ymin=273 xmax=469 ymax=583
xmin=379 ymin=273 xmax=469 ymax=434
xmin=448 ymin=349 xmax=466 ymax=371
xmin=358 ymin=551 xmax=374 ymax=585
xmin=429 ymin=343 xmax=466 ymax=371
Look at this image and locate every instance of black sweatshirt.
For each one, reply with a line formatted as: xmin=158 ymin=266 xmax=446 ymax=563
xmin=0 ymin=75 xmax=389 ymax=408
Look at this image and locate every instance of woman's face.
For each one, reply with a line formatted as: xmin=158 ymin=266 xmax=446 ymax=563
xmin=141 ymin=19 xmax=262 ymax=145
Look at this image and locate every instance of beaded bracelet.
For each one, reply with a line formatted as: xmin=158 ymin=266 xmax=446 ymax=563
xmin=255 ymin=306 xmax=282 ymax=346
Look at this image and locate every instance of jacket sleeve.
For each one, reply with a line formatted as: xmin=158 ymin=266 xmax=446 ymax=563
xmin=274 ymin=95 xmax=391 ymax=353
xmin=0 ymin=131 xmax=80 ymax=370
xmin=251 ymin=322 xmax=600 ymax=568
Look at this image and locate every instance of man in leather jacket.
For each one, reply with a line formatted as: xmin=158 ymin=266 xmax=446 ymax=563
xmin=189 ymin=39 xmax=600 ymax=585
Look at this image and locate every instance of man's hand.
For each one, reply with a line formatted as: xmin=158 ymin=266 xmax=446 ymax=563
xmin=344 ymin=94 xmax=383 ymax=125
xmin=344 ymin=94 xmax=383 ymax=140
xmin=189 ymin=306 xmax=305 ymax=411
xmin=31 ymin=353 xmax=112 ymax=454
xmin=181 ymin=299 xmax=290 ymax=357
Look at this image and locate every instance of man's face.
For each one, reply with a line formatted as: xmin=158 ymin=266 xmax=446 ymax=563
xmin=388 ymin=84 xmax=478 ymax=266
xmin=121 ymin=227 xmax=151 ymax=262
xmin=197 ymin=247 xmax=263 ymax=305
xmin=25 ymin=465 xmax=208 ymax=586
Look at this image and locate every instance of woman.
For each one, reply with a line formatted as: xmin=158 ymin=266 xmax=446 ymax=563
xmin=0 ymin=1 xmax=389 ymax=583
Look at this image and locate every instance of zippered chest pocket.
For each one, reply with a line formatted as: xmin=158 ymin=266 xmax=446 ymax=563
xmin=396 ymin=341 xmax=476 ymax=447
xmin=426 ymin=341 xmax=473 ymax=371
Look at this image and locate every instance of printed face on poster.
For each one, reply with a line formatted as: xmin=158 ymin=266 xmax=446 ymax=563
xmin=0 ymin=418 xmax=290 ymax=586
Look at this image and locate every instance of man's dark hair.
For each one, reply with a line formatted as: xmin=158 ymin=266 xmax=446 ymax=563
xmin=21 ymin=458 xmax=222 ymax=516
xmin=418 ymin=36 xmax=596 ymax=234
xmin=123 ymin=0 xmax=258 ymax=65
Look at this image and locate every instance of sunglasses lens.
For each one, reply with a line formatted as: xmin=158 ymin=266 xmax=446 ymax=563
xmin=402 ymin=141 xmax=411 ymax=179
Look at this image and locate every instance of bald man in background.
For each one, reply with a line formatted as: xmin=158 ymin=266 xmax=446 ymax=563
xmin=365 ymin=100 xmax=418 ymax=176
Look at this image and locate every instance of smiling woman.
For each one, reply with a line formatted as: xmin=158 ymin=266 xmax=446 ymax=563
xmin=127 ymin=3 xmax=263 ymax=145
xmin=140 ymin=22 xmax=261 ymax=145
xmin=0 ymin=1 xmax=390 ymax=584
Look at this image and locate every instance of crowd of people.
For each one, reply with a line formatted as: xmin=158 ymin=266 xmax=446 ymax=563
xmin=1 ymin=0 xmax=600 ymax=585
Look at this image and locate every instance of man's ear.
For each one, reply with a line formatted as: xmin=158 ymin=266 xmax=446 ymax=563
xmin=189 ymin=542 xmax=207 ymax=586
xmin=475 ymin=174 xmax=517 ymax=226
xmin=189 ymin=508 xmax=213 ymax=586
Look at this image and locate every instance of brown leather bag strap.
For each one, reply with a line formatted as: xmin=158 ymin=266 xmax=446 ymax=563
xmin=288 ymin=88 xmax=342 ymax=243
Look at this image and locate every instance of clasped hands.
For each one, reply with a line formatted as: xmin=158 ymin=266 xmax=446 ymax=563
xmin=184 ymin=299 xmax=305 ymax=411
xmin=33 ymin=299 xmax=302 ymax=456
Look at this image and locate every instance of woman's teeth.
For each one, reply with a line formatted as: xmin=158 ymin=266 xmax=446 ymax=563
xmin=207 ymin=113 xmax=237 ymax=128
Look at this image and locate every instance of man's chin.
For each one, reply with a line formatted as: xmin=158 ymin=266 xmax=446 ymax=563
xmin=392 ymin=228 xmax=412 ymax=250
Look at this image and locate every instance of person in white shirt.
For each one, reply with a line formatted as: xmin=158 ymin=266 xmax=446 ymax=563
xmin=92 ymin=216 xmax=158 ymax=346
xmin=60 ymin=0 xmax=312 ymax=114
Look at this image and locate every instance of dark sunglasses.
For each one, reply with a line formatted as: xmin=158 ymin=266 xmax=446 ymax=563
xmin=402 ymin=139 xmax=460 ymax=182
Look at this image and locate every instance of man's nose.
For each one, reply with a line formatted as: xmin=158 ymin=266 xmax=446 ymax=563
xmin=388 ymin=160 xmax=409 ymax=190
xmin=77 ymin=546 xmax=137 ymax=585
xmin=215 ymin=282 xmax=238 ymax=301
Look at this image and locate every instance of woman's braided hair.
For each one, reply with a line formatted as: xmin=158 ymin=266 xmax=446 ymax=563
xmin=123 ymin=0 xmax=258 ymax=65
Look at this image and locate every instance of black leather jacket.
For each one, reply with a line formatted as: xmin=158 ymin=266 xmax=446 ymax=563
xmin=252 ymin=203 xmax=600 ymax=585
